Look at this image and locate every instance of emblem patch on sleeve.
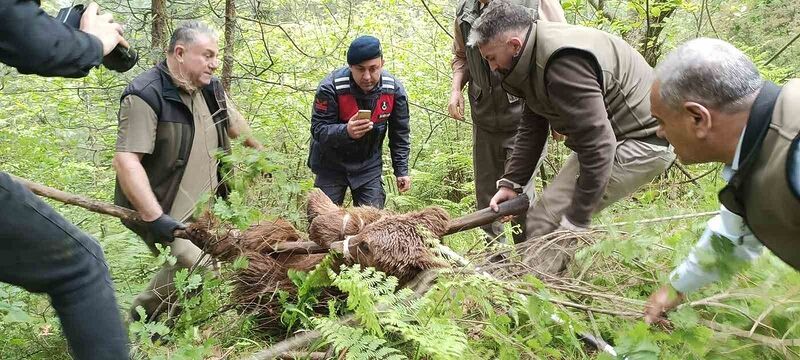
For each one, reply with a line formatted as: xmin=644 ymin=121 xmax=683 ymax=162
xmin=314 ymin=98 xmax=329 ymax=112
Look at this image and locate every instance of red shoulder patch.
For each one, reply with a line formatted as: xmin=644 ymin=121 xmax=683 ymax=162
xmin=314 ymin=98 xmax=329 ymax=112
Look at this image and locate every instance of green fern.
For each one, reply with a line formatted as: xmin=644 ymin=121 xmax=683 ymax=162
xmin=279 ymin=254 xmax=338 ymax=330
xmin=313 ymin=317 xmax=406 ymax=360
xmin=329 ymin=264 xmax=400 ymax=335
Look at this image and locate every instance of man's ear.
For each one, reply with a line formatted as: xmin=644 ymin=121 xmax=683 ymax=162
xmin=509 ymin=37 xmax=523 ymax=55
xmin=684 ymin=102 xmax=712 ymax=139
xmin=174 ymin=45 xmax=185 ymax=63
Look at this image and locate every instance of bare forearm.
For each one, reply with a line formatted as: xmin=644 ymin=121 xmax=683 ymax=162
xmin=113 ymin=153 xmax=163 ymax=221
xmin=451 ymin=69 xmax=468 ymax=92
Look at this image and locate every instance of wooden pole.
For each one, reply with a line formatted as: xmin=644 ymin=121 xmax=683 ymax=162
xmin=11 ymin=175 xmax=529 ymax=253
xmin=10 ymin=174 xmax=193 ymax=238
xmin=444 ymin=194 xmax=529 ymax=235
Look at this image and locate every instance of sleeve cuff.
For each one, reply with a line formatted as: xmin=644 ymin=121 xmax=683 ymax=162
xmin=496 ymin=178 xmax=524 ymax=193
xmin=86 ymin=34 xmax=105 ymax=68
xmin=669 ymin=266 xmax=711 ymax=294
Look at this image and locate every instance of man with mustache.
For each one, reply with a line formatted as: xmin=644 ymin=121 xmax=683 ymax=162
xmin=113 ymin=21 xmax=263 ymax=323
xmin=473 ymin=0 xmax=675 ymax=274
xmin=308 ymin=35 xmax=411 ymax=208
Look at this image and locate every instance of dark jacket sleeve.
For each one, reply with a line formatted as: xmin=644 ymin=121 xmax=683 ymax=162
xmin=388 ymin=80 xmax=411 ymax=177
xmin=0 ymin=0 xmax=103 ymax=78
xmin=502 ymin=105 xmax=550 ymax=187
xmin=310 ymin=78 xmax=353 ymax=149
xmin=546 ymin=52 xmax=616 ymax=227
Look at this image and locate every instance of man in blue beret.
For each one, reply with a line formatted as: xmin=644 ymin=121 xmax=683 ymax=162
xmin=307 ymin=35 xmax=411 ymax=207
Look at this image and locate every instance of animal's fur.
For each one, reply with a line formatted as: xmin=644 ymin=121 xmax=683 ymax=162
xmin=184 ymin=194 xmax=454 ymax=331
xmin=306 ymin=188 xmax=389 ymax=246
xmin=186 ymin=214 xmax=303 ymax=262
xmin=347 ymin=207 xmax=451 ymax=283
xmin=185 ymin=212 xmax=332 ymax=332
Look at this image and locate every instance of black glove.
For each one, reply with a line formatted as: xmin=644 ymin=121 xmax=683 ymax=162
xmin=145 ymin=214 xmax=185 ymax=244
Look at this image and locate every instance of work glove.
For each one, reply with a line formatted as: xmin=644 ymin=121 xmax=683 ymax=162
xmin=146 ymin=214 xmax=185 ymax=243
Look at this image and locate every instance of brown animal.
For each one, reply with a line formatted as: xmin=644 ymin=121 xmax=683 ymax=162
xmin=186 ymin=213 xmax=303 ymax=261
xmin=185 ymin=212 xmax=335 ymax=332
xmin=306 ymin=188 xmax=389 ymax=247
xmin=346 ymin=207 xmax=451 ymax=283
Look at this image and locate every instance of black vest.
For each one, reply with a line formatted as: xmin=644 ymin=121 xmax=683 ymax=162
xmin=114 ymin=62 xmax=231 ymax=222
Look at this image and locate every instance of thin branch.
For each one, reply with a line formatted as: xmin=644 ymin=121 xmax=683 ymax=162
xmin=586 ymin=0 xmax=617 ymax=22
xmin=699 ymin=319 xmax=800 ymax=349
xmin=409 ymin=101 xmax=472 ymax=125
xmin=765 ymin=31 xmax=800 ymax=66
xmin=419 ymin=0 xmax=453 ymax=39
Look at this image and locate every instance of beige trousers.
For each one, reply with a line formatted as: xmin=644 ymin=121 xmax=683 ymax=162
xmin=129 ymin=237 xmax=213 ymax=322
xmin=521 ymin=139 xmax=675 ymax=274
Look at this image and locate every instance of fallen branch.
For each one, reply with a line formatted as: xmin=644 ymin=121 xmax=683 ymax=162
xmin=245 ymin=330 xmax=323 ymax=360
xmin=698 ymin=319 xmax=800 ymax=349
xmin=14 ymin=173 xmax=530 ymax=255
xmin=604 ymin=211 xmax=719 ymax=228
xmin=276 ymin=352 xmax=327 ymax=360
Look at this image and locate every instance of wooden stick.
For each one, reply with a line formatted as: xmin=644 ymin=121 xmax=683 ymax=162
xmin=445 ymin=194 xmax=530 ymax=235
xmin=15 ymin=173 xmax=529 ymax=254
xmin=12 ymin=174 xmax=141 ymax=222
xmin=11 ymin=174 xmax=193 ymax=238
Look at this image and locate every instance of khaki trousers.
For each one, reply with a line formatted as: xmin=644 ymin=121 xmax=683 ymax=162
xmin=521 ymin=139 xmax=675 ymax=274
xmin=129 ymin=237 xmax=213 ymax=322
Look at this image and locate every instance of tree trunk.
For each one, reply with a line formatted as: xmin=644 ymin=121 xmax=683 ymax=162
xmin=640 ymin=4 xmax=678 ymax=66
xmin=222 ymin=0 xmax=237 ymax=92
xmin=151 ymin=0 xmax=168 ymax=54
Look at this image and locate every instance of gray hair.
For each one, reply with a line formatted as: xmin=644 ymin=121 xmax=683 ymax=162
xmin=655 ymin=38 xmax=763 ymax=113
xmin=167 ymin=21 xmax=218 ymax=54
xmin=466 ymin=0 xmax=533 ymax=47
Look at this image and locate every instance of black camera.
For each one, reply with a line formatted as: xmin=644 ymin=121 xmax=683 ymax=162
xmin=56 ymin=4 xmax=138 ymax=73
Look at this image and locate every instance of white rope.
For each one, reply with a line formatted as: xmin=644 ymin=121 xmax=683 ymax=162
xmin=340 ymin=213 xmax=351 ymax=238
xmin=343 ymin=235 xmax=354 ymax=260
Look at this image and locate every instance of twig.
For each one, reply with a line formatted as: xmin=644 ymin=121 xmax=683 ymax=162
xmin=245 ymin=330 xmax=323 ymax=360
xmin=674 ymin=165 xmax=719 ymax=185
xmin=419 ymin=0 xmax=453 ymax=39
xmin=603 ymin=211 xmax=718 ymax=227
xmin=765 ymin=31 xmax=800 ymax=66
xmin=409 ymin=101 xmax=472 ymax=125
xmin=749 ymin=304 xmax=775 ymax=337
xmin=504 ymin=285 xmax=639 ymax=318
xmin=698 ymin=319 xmax=800 ymax=349
xmin=672 ymin=162 xmax=701 ymax=186
xmin=277 ymin=352 xmax=327 ymax=360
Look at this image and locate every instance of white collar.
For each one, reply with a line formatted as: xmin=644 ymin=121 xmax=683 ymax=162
xmin=722 ymin=126 xmax=747 ymax=181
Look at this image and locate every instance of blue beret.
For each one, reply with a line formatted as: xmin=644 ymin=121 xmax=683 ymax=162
xmin=347 ymin=35 xmax=382 ymax=65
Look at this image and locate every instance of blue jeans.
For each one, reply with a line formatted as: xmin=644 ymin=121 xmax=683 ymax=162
xmin=316 ymin=175 xmax=386 ymax=209
xmin=0 ymin=172 xmax=128 ymax=359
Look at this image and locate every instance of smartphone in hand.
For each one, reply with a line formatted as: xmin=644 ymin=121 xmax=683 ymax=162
xmin=356 ymin=109 xmax=371 ymax=120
